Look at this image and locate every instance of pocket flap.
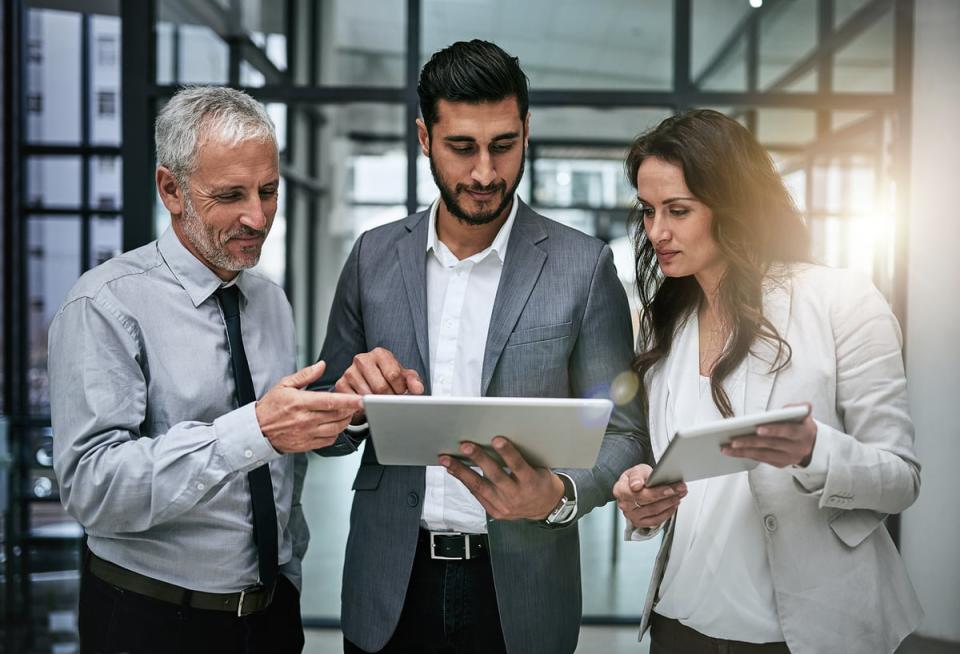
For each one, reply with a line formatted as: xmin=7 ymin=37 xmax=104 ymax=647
xmin=828 ymin=509 xmax=886 ymax=548
xmin=351 ymin=464 xmax=385 ymax=491
xmin=505 ymin=322 xmax=572 ymax=347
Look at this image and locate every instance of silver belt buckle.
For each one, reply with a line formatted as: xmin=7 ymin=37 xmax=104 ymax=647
xmin=237 ymin=585 xmax=262 ymax=617
xmin=429 ymin=531 xmax=471 ymax=561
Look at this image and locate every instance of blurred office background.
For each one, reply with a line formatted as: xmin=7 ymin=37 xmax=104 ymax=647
xmin=1 ymin=0 xmax=958 ymax=652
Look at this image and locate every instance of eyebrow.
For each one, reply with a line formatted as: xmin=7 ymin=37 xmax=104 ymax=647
xmin=636 ymin=195 xmax=697 ymax=204
xmin=209 ymin=180 xmax=279 ymax=194
xmin=444 ymin=131 xmax=521 ymax=143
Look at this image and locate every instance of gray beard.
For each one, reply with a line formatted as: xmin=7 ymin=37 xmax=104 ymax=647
xmin=179 ymin=193 xmax=264 ymax=272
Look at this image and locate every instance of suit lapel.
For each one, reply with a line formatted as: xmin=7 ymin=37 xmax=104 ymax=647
xmin=744 ymin=272 xmax=793 ymax=415
xmin=396 ymin=212 xmax=431 ymax=383
xmin=481 ymin=202 xmax=548 ymax=395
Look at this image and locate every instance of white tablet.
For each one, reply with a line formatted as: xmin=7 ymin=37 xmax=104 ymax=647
xmin=646 ymin=405 xmax=811 ymax=486
xmin=363 ymin=395 xmax=614 ymax=469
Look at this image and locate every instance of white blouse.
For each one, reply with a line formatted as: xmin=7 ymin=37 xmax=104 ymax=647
xmin=651 ymin=311 xmax=783 ymax=643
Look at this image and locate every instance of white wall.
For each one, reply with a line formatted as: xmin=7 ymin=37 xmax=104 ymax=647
xmin=900 ymin=0 xmax=960 ymax=642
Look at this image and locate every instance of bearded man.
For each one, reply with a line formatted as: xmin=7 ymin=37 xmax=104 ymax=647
xmin=49 ymin=85 xmax=362 ymax=654
xmin=312 ymin=40 xmax=649 ymax=654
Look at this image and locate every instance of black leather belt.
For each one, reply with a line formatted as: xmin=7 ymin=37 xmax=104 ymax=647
xmin=419 ymin=529 xmax=488 ymax=561
xmin=88 ymin=552 xmax=275 ymax=616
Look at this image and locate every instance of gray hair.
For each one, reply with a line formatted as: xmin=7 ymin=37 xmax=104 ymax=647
xmin=155 ymin=85 xmax=277 ymax=187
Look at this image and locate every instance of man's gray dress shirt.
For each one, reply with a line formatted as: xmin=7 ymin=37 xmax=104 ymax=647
xmin=49 ymin=227 xmax=309 ymax=593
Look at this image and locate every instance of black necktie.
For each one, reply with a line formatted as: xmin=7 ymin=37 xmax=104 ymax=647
xmin=215 ymin=285 xmax=278 ymax=591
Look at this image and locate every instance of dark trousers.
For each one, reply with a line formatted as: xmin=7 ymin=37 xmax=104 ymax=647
xmin=344 ymin=532 xmax=507 ymax=654
xmin=650 ymin=613 xmax=790 ymax=654
xmin=79 ymin=561 xmax=304 ymax=654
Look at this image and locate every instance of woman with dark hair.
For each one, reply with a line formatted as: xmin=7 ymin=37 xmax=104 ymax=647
xmin=614 ymin=109 xmax=922 ymax=654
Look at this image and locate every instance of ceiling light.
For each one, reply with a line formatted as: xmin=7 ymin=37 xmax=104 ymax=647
xmin=749 ymin=0 xmax=763 ymax=7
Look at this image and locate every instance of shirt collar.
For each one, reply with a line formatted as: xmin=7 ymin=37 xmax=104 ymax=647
xmin=425 ymin=194 xmax=519 ymax=265
xmin=158 ymin=226 xmax=247 ymax=307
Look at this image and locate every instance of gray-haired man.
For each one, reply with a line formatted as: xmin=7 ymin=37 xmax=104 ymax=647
xmin=49 ymin=86 xmax=361 ymax=653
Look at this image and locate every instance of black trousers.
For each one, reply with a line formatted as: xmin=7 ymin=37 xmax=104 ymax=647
xmin=650 ymin=613 xmax=790 ymax=654
xmin=344 ymin=532 xmax=507 ymax=654
xmin=79 ymin=560 xmax=304 ymax=654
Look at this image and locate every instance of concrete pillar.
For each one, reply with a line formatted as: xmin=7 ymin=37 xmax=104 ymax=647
xmin=900 ymin=0 xmax=960 ymax=642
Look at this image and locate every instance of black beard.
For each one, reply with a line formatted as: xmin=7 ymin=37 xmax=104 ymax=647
xmin=429 ymin=148 xmax=525 ymax=226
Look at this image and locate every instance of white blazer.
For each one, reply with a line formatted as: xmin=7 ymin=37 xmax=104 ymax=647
xmin=638 ymin=264 xmax=923 ymax=654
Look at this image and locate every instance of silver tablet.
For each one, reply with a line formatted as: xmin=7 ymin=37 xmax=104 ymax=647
xmin=646 ymin=405 xmax=811 ymax=486
xmin=363 ymin=395 xmax=614 ymax=469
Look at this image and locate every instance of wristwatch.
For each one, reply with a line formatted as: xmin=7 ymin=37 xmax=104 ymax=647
xmin=543 ymin=473 xmax=578 ymax=525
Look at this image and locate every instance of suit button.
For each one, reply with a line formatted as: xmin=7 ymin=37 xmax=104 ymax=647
xmin=763 ymin=514 xmax=778 ymax=532
xmin=406 ymin=492 xmax=419 ymax=508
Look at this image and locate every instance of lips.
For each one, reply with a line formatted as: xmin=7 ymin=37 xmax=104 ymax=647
xmin=655 ymin=249 xmax=679 ymax=263
xmin=466 ymin=189 xmax=497 ymax=201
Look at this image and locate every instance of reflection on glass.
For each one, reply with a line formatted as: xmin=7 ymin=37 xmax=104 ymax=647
xmin=27 ymin=157 xmax=83 ymax=208
xmin=758 ymin=0 xmax=816 ymax=91
xmin=833 ymin=7 xmax=893 ymax=93
xmin=28 ymin=217 xmax=82 ymax=413
xmin=313 ymin=0 xmax=406 ymax=86
xmin=156 ymin=0 xmax=230 ymax=85
xmin=692 ymin=0 xmax=750 ymax=91
xmin=422 ymin=0 xmax=673 ymax=90
xmin=755 ymin=109 xmax=817 ymax=146
xmin=27 ymin=9 xmax=82 ymax=144
xmin=90 ymin=15 xmax=122 ymax=145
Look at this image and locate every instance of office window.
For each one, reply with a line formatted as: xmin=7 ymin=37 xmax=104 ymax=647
xmin=96 ymin=91 xmax=116 ymax=117
xmin=96 ymin=34 xmax=117 ymax=66
xmin=28 ymin=38 xmax=43 ymax=63
xmin=27 ymin=93 xmax=43 ymax=113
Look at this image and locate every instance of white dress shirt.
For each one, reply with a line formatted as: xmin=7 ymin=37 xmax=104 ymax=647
xmin=420 ymin=197 xmax=519 ymax=534
xmin=651 ymin=311 xmax=784 ymax=643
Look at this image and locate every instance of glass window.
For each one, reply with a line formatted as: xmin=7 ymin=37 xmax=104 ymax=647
xmin=89 ymin=156 xmax=122 ymax=211
xmin=26 ymin=9 xmax=82 ymax=144
xmin=27 ymin=157 xmax=83 ymax=209
xmin=692 ymin=0 xmax=751 ymax=91
xmin=833 ymin=5 xmax=894 ymax=93
xmin=758 ymin=0 xmax=817 ymax=91
xmin=89 ymin=215 xmax=124 ymax=269
xmin=90 ymin=15 xmax=122 ymax=145
xmin=27 ymin=217 xmax=82 ymax=413
xmin=422 ymin=0 xmax=674 ymax=90
xmin=755 ymin=108 xmax=817 ymax=146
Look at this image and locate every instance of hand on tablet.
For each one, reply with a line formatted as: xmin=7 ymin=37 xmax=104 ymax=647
xmin=334 ymin=347 xmax=424 ymax=421
xmin=721 ymin=402 xmax=817 ymax=467
xmin=614 ymin=464 xmax=687 ymax=530
xmin=438 ymin=437 xmax=565 ymax=521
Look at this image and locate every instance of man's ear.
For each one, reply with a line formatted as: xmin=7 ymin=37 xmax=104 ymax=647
xmin=416 ymin=118 xmax=430 ymax=157
xmin=156 ymin=166 xmax=185 ymax=216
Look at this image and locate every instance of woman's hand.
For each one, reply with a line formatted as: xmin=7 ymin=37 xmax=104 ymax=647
xmin=614 ymin=464 xmax=687 ymax=530
xmin=722 ymin=402 xmax=817 ymax=467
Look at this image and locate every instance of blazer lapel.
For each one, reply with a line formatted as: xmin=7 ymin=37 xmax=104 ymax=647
xmin=396 ymin=212 xmax=431 ymax=383
xmin=481 ymin=202 xmax=548 ymax=394
xmin=744 ymin=272 xmax=793 ymax=415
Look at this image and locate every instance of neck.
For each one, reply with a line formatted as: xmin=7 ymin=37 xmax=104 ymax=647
xmin=695 ymin=263 xmax=726 ymax=315
xmin=436 ymin=197 xmax=512 ymax=260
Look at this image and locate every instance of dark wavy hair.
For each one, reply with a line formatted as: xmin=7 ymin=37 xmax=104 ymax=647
xmin=626 ymin=109 xmax=811 ymax=417
xmin=417 ymin=40 xmax=529 ymax=132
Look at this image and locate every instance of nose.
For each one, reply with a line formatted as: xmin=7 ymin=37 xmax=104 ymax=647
xmin=471 ymin=151 xmax=496 ymax=188
xmin=240 ymin=196 xmax=269 ymax=231
xmin=645 ymin=211 xmax=671 ymax=245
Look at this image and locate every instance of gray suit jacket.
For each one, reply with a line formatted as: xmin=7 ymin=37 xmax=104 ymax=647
xmin=315 ymin=201 xmax=648 ymax=653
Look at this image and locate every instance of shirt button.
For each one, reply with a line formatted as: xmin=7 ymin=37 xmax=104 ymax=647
xmin=763 ymin=514 xmax=778 ymax=532
xmin=244 ymin=449 xmax=254 ymax=459
xmin=197 ymin=482 xmax=205 ymax=491
xmin=406 ymin=491 xmax=420 ymax=508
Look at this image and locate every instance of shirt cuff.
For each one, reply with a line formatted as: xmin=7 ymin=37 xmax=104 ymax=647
xmin=626 ymin=522 xmax=665 ymax=542
xmin=790 ymin=418 xmax=829 ymax=492
xmin=552 ymin=472 xmax=578 ymax=526
xmin=214 ymin=402 xmax=281 ymax=472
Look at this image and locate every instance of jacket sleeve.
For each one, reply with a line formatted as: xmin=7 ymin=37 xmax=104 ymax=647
xmin=555 ymin=245 xmax=651 ymax=524
xmin=791 ymin=270 xmax=921 ymax=517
